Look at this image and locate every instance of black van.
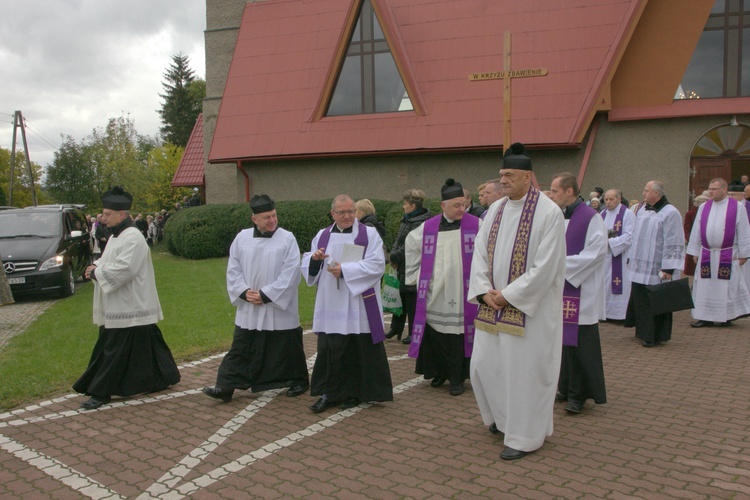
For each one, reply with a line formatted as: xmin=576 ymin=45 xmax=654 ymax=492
xmin=1 ymin=205 xmax=92 ymax=297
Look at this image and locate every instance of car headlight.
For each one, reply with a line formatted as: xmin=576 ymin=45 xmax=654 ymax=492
xmin=39 ymin=255 xmax=64 ymax=271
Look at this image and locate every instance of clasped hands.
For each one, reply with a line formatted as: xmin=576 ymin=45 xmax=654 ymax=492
xmin=311 ymin=248 xmax=342 ymax=278
xmin=482 ymin=289 xmax=508 ymax=310
xmin=245 ymin=289 xmax=264 ymax=305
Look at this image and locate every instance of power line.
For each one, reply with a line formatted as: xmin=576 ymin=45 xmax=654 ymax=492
xmin=24 ymin=119 xmax=61 ymax=150
xmin=24 ymin=125 xmax=59 ymax=150
xmin=0 ymin=111 xmax=14 ymax=118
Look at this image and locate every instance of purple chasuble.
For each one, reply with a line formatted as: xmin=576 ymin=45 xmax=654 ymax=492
xmin=563 ymin=203 xmax=597 ymax=347
xmin=316 ymin=221 xmax=385 ymax=343
xmin=699 ymin=198 xmax=738 ymax=281
xmin=409 ymin=214 xmax=479 ymax=358
xmin=601 ymin=204 xmax=626 ymax=294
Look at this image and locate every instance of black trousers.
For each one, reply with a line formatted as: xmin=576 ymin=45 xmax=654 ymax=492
xmin=414 ymin=324 xmax=469 ymax=385
xmin=625 ymin=282 xmax=673 ymax=343
xmin=558 ymin=324 xmax=607 ymax=404
xmin=389 ymin=289 xmax=417 ymax=338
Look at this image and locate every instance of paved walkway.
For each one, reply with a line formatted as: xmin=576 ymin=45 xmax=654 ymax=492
xmin=1 ymin=311 xmax=749 ymax=498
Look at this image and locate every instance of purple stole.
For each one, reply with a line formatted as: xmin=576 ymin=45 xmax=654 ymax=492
xmin=563 ymin=203 xmax=597 ymax=347
xmin=745 ymin=200 xmax=750 ymax=222
xmin=601 ymin=204 xmax=626 ymax=294
xmin=409 ymin=214 xmax=479 ymax=358
xmin=316 ymin=221 xmax=385 ymax=344
xmin=699 ymin=198 xmax=738 ymax=281
xmin=474 ymin=186 xmax=540 ymax=336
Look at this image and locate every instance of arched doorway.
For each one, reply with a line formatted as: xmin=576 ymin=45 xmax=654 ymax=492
xmin=689 ymin=121 xmax=750 ymax=209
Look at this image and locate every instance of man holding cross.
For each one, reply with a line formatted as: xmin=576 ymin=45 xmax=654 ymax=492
xmin=601 ymin=189 xmax=636 ymax=321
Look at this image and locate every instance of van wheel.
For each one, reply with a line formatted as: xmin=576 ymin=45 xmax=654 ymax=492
xmin=59 ymin=266 xmax=75 ymax=297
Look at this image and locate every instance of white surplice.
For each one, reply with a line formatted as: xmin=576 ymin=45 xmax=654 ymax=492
xmin=565 ymin=210 xmax=608 ymax=325
xmin=743 ymin=199 xmax=750 ymax=294
xmin=687 ymin=197 xmax=750 ymax=322
xmin=627 ymin=204 xmax=684 ymax=285
xmin=602 ymin=206 xmax=636 ymax=320
xmin=301 ymin=222 xmax=385 ymax=334
xmin=226 ymin=228 xmax=301 ymax=331
xmin=93 ymin=226 xmax=163 ymax=328
xmin=468 ymin=192 xmax=566 ymax=453
xmin=405 ymin=224 xmax=465 ymax=334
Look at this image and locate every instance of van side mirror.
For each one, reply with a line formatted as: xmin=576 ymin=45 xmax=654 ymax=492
xmin=69 ymin=230 xmax=83 ymax=238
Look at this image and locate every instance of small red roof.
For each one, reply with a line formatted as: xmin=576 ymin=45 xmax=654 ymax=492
xmin=173 ymin=114 xmax=205 ymax=187
xmin=210 ymin=0 xmax=642 ymax=163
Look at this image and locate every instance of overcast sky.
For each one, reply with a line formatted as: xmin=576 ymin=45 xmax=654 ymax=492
xmin=0 ymin=1 xmax=206 ymax=169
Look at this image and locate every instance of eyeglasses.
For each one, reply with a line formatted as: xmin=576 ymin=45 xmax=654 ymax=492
xmin=332 ymin=210 xmax=355 ymax=216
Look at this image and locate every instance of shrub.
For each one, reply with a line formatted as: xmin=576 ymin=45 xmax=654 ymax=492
xmin=164 ymin=198 xmax=445 ymax=259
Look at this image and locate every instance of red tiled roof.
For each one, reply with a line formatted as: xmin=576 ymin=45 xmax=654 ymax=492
xmin=210 ymin=0 xmax=642 ymax=163
xmin=173 ymin=114 xmax=205 ymax=187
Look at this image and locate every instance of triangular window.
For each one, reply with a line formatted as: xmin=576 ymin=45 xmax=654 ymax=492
xmin=326 ymin=0 xmax=414 ymax=116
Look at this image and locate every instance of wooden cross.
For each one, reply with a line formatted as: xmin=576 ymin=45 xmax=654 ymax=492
xmin=469 ymin=31 xmax=548 ymax=152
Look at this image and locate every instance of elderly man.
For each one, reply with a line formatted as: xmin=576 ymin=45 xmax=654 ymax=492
xmin=687 ymin=179 xmax=750 ymax=327
xmin=202 ymin=195 xmax=309 ymax=403
xmin=601 ymin=189 xmax=636 ymax=321
xmin=302 ymin=195 xmax=393 ymax=413
xmin=405 ymin=179 xmax=480 ymax=397
xmin=548 ymin=173 xmax=607 ymax=415
xmin=625 ymin=181 xmax=684 ymax=347
xmin=73 ymin=187 xmax=180 ymax=410
xmin=468 ymin=143 xmax=566 ymax=460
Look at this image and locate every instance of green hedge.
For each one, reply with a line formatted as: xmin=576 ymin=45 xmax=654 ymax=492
xmin=164 ymin=199 xmax=445 ymax=259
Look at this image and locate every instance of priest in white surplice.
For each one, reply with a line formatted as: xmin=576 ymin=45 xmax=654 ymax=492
xmin=601 ymin=189 xmax=635 ymax=321
xmin=548 ymin=173 xmax=608 ymax=415
xmin=468 ymin=143 xmax=566 ymax=460
xmin=202 ymin=195 xmax=309 ymax=403
xmin=687 ymin=178 xmax=750 ymax=327
xmin=405 ymin=179 xmax=480 ymax=397
xmin=625 ymin=181 xmax=684 ymax=347
xmin=743 ymin=184 xmax=750 ymax=293
xmin=74 ymin=187 xmax=180 ymax=410
xmin=302 ymin=195 xmax=393 ymax=414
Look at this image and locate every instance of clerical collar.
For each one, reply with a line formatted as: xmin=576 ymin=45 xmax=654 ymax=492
xmin=109 ymin=217 xmax=135 ymax=237
xmin=440 ymin=215 xmax=461 ymax=230
xmin=331 ymin=225 xmax=353 ymax=233
xmin=253 ymin=227 xmax=276 ymax=238
xmin=645 ymin=195 xmax=669 ymax=212
xmin=563 ymin=197 xmax=584 ymax=220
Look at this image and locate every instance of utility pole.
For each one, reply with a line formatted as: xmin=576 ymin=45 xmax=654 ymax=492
xmin=9 ymin=110 xmax=38 ymax=206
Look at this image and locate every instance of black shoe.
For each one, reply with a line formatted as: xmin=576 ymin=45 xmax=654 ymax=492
xmin=500 ymin=446 xmax=528 ymax=460
xmin=642 ymin=341 xmax=656 ymax=347
xmin=555 ymin=392 xmax=567 ymax=403
xmin=449 ymin=383 xmax=464 ymax=396
xmin=80 ymin=396 xmax=111 ymax=410
xmin=489 ymin=423 xmax=503 ymax=435
xmin=385 ymin=329 xmax=401 ymax=339
xmin=309 ymin=396 xmax=337 ymax=414
xmin=202 ymin=386 xmax=233 ymax=403
xmin=340 ymin=398 xmax=360 ymax=410
xmin=716 ymin=321 xmax=732 ymax=327
xmin=286 ymin=384 xmax=309 ymax=397
xmin=565 ymin=400 xmax=584 ymax=413
xmin=402 ymin=336 xmax=412 ymax=345
xmin=691 ymin=320 xmax=710 ymax=328
xmin=430 ymin=377 xmax=446 ymax=388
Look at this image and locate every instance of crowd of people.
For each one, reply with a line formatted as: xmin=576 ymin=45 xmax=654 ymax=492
xmin=71 ymin=150 xmax=750 ymax=463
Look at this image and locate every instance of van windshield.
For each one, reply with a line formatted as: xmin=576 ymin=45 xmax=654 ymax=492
xmin=0 ymin=212 xmax=61 ymax=238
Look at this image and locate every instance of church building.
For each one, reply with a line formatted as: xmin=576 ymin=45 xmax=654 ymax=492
xmin=193 ymin=0 xmax=750 ymax=211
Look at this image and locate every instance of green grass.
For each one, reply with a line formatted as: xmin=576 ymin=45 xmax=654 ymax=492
xmin=0 ymin=248 xmax=316 ymax=411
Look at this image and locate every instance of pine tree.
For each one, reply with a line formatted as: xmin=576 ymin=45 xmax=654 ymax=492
xmin=159 ymin=54 xmax=204 ymax=147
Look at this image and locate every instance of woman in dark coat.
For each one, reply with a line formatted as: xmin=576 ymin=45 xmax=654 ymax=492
xmin=387 ymin=189 xmax=431 ymax=343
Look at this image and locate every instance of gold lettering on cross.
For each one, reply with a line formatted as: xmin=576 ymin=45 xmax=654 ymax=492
xmin=468 ymin=31 xmax=548 ymax=151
